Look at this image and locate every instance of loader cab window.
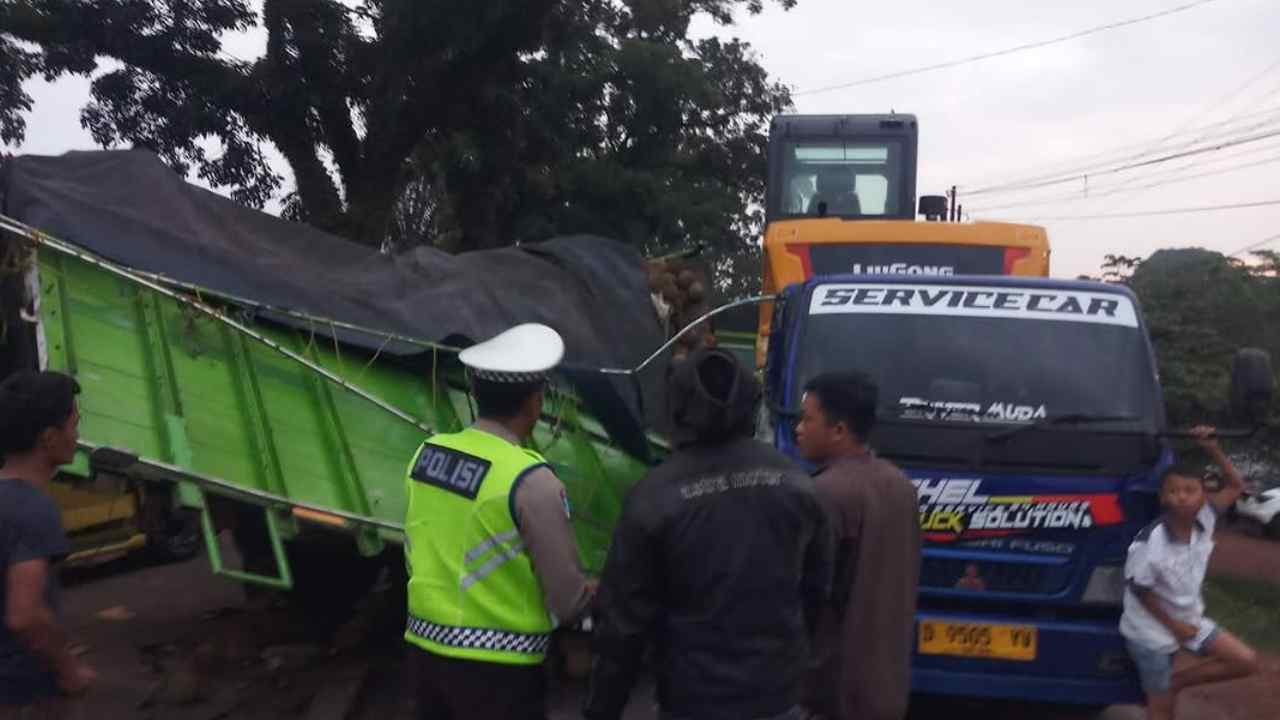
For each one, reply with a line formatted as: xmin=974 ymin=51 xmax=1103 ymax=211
xmin=782 ymin=142 xmax=903 ymax=218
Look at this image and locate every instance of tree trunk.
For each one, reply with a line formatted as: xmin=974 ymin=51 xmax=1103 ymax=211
xmin=342 ymin=171 xmax=405 ymax=249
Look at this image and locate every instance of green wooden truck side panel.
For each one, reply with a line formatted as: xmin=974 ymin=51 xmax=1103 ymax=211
xmin=38 ymin=250 xmax=651 ymax=575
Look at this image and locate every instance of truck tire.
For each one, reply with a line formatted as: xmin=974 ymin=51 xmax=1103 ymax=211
xmin=229 ymin=504 xmax=385 ymax=638
xmin=146 ymin=507 xmax=202 ymax=563
xmin=139 ymin=484 xmax=202 ymax=563
xmin=285 ymin=531 xmax=385 ymax=635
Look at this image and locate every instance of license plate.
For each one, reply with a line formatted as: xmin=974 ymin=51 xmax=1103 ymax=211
xmin=917 ymin=620 xmax=1037 ymax=661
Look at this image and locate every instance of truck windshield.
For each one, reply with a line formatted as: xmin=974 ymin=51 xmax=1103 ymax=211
xmin=793 ymin=282 xmax=1161 ymax=469
xmin=780 ymin=141 xmax=905 ymax=217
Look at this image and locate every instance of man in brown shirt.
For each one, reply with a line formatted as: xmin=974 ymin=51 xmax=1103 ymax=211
xmin=796 ymin=371 xmax=921 ymax=720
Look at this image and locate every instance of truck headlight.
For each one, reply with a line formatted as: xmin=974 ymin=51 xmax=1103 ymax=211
xmin=1082 ymin=564 xmax=1125 ymax=606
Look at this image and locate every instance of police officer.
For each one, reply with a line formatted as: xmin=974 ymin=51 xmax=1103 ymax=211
xmin=403 ymin=324 xmax=593 ymax=720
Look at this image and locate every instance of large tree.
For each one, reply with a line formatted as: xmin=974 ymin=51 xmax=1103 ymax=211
xmin=1120 ymin=249 xmax=1280 ymax=453
xmin=1 ymin=0 xmax=792 ymax=260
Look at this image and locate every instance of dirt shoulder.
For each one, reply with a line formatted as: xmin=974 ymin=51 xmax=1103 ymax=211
xmin=1171 ymin=525 xmax=1280 ymax=719
xmin=1210 ymin=523 xmax=1280 ymax=584
xmin=39 ymin=527 xmax=1280 ymax=719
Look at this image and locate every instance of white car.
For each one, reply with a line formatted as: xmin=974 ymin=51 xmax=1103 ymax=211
xmin=1234 ymin=486 xmax=1280 ymax=538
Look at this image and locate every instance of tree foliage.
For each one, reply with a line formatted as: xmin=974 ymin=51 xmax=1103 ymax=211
xmin=1117 ymin=248 xmax=1280 ymax=459
xmin=1099 ymin=253 xmax=1142 ymax=284
xmin=1 ymin=0 xmax=793 ymax=260
xmin=1249 ymin=249 xmax=1280 ymax=277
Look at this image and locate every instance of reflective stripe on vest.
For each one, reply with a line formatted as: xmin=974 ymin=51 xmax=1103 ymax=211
xmin=406 ymin=615 xmax=552 ymax=657
xmin=403 ymin=427 xmax=553 ymax=665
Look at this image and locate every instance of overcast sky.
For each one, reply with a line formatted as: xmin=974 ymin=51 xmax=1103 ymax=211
xmin=11 ymin=0 xmax=1280 ymax=278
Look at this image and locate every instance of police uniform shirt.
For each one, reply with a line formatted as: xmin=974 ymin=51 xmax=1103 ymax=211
xmin=472 ymin=419 xmax=591 ymax=624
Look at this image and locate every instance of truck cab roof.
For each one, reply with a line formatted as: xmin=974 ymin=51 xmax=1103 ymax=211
xmin=770 ymin=114 xmax=920 ymax=136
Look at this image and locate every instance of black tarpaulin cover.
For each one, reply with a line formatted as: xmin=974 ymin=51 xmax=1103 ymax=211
xmin=0 ymin=150 xmax=666 ymax=459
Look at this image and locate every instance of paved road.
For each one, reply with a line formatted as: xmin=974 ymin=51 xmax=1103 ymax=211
xmin=41 ymin=532 xmax=1276 ymax=719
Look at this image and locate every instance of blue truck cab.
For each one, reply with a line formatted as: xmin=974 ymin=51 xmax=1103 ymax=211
xmin=759 ymin=273 xmax=1173 ymax=705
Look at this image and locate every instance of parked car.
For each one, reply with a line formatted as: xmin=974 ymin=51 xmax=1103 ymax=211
xmin=1235 ymin=485 xmax=1280 ymax=538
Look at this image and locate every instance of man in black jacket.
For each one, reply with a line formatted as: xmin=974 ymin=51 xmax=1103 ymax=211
xmin=584 ymin=348 xmax=832 ymax=720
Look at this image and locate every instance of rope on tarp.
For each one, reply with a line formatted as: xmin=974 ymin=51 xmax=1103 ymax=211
xmin=0 ymin=213 xmax=433 ymax=434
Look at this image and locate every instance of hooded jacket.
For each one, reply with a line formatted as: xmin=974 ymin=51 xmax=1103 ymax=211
xmin=584 ymin=349 xmax=833 ymax=720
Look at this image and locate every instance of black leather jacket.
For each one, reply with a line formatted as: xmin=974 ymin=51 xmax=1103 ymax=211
xmin=583 ymin=436 xmax=832 ymax=720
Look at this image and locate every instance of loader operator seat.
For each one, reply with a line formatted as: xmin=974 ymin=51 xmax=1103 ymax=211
xmin=808 ymin=166 xmax=861 ymax=217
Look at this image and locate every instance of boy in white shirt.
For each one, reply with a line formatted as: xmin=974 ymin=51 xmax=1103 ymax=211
xmin=1120 ymin=426 xmax=1259 ymax=719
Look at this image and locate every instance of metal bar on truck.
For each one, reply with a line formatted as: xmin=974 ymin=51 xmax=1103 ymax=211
xmin=80 ymin=440 xmax=406 ymax=535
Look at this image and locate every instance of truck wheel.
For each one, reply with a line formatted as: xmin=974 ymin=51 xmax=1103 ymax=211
xmin=139 ymin=484 xmax=202 ymax=563
xmin=146 ymin=507 xmax=202 ymax=563
xmin=284 ymin=531 xmax=386 ymax=637
xmin=229 ymin=504 xmax=385 ymax=638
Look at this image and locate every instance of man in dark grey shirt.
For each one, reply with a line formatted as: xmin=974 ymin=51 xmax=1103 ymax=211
xmin=1 ymin=371 xmax=96 ymax=710
xmin=0 ymin=480 xmax=70 ymax=704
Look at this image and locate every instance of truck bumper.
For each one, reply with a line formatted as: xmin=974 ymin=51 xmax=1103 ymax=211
xmin=910 ymin=610 xmax=1143 ymax=705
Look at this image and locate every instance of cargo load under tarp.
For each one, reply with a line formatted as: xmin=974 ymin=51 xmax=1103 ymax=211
xmin=0 ymin=150 xmax=666 ymax=459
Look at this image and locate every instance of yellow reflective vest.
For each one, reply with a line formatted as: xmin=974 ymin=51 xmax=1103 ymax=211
xmin=403 ymin=427 xmax=555 ymax=665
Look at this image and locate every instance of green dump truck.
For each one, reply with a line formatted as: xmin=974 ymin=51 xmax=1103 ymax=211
xmin=0 ymin=150 xmax=703 ymax=593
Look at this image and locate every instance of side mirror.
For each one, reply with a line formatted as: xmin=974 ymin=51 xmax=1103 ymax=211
xmin=1230 ymin=348 xmax=1274 ymax=426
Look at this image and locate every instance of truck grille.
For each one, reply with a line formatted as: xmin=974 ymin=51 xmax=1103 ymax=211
xmin=920 ymin=557 xmax=1049 ymax=594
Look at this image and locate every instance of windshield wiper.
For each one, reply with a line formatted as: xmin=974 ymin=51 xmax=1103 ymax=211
xmin=985 ymin=413 xmax=1141 ymax=443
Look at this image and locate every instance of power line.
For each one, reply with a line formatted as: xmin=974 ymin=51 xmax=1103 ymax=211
xmin=1227 ymin=232 xmax=1280 ymax=257
xmin=953 ymin=49 xmax=1280 ymax=196
xmin=964 ymin=127 xmax=1280 ymax=196
xmin=1022 ymin=198 xmax=1280 ymax=221
xmin=957 ymin=104 xmax=1280 ymax=191
xmin=794 ymin=0 xmax=1222 ymax=96
xmin=1083 ymin=52 xmax=1280 ymax=209
xmin=959 ymin=111 xmax=1280 ymax=197
xmin=1097 ymin=124 xmax=1280 ymax=185
xmin=1160 ymin=57 xmax=1280 ymax=151
xmin=1118 ymin=55 xmax=1280 ymax=164
xmin=962 ymin=112 xmax=1280 ymax=195
xmin=967 ymin=147 xmax=1280 ymax=213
